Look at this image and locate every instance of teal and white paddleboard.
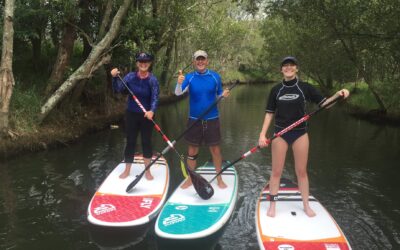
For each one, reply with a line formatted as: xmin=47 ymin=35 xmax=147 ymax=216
xmin=155 ymin=161 xmax=238 ymax=239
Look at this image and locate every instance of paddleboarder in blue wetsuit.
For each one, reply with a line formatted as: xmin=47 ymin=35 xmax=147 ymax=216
xmin=175 ymin=50 xmax=230 ymax=189
xmin=110 ymin=52 xmax=159 ymax=180
xmin=258 ymin=56 xmax=350 ymax=217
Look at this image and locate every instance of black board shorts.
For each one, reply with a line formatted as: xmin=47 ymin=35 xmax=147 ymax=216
xmin=184 ymin=118 xmax=221 ymax=146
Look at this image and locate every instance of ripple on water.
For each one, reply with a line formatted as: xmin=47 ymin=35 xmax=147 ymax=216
xmin=322 ymin=187 xmax=395 ymax=250
xmin=219 ymin=161 xmax=267 ymax=250
xmin=66 ymin=170 xmax=84 ymax=186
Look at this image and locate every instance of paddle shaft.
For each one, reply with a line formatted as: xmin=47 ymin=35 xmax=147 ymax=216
xmin=209 ymin=95 xmax=344 ymax=183
xmin=146 ymin=80 xmax=238 ymax=182
xmin=118 ymin=75 xmax=214 ymax=198
xmin=116 ymin=75 xmax=183 ymax=177
xmin=138 ymin=80 xmax=238 ymax=174
xmin=175 ymin=80 xmax=238 ymax=142
xmin=173 ymin=62 xmax=192 ymax=77
xmin=117 ymin=75 xmax=176 ymax=147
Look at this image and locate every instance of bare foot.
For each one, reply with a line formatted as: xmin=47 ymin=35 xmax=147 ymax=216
xmin=180 ymin=178 xmax=192 ymax=189
xmin=120 ymin=164 xmax=131 ymax=179
xmin=217 ymin=180 xmax=227 ymax=189
xmin=304 ymin=206 xmax=316 ymax=217
xmin=267 ymin=203 xmax=276 ymax=217
xmin=145 ymin=171 xmax=154 ymax=180
xmin=119 ymin=171 xmax=130 ymax=179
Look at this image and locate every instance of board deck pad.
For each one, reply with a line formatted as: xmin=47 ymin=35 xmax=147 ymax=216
xmin=87 ymin=155 xmax=169 ymax=227
xmin=255 ymin=178 xmax=351 ymax=250
xmin=155 ymin=161 xmax=238 ymax=239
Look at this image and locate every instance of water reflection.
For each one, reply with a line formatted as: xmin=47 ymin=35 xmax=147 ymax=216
xmin=88 ymin=224 xmax=151 ymax=250
xmin=0 ymin=84 xmax=399 ymax=249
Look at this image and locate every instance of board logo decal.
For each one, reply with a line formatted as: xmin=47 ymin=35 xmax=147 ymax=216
xmin=208 ymin=206 xmax=220 ymax=213
xmin=324 ymin=243 xmax=341 ymax=250
xmin=278 ymin=244 xmax=295 ymax=250
xmin=94 ymin=204 xmax=116 ymax=215
xmin=163 ymin=214 xmax=185 ymax=226
xmin=279 ymin=94 xmax=299 ymax=101
xmin=140 ymin=197 xmax=154 ymax=209
xmin=175 ymin=205 xmax=188 ymax=210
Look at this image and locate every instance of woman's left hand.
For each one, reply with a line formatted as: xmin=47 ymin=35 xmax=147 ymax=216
xmin=337 ymin=89 xmax=350 ymax=99
xmin=144 ymin=111 xmax=154 ymax=120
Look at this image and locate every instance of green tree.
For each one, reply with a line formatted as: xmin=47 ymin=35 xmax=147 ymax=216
xmin=263 ymin=0 xmax=400 ymax=113
xmin=39 ymin=0 xmax=133 ymax=122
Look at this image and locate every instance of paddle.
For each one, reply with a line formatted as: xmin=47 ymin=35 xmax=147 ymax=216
xmin=173 ymin=63 xmax=192 ymax=77
xmin=208 ymin=94 xmax=345 ymax=183
xmin=172 ymin=79 xmax=239 ymax=143
xmin=118 ymin=75 xmax=235 ymax=199
xmin=160 ymin=78 xmax=238 ymax=179
xmin=125 ymin=76 xmax=238 ymax=196
xmin=117 ymin=75 xmax=213 ymax=199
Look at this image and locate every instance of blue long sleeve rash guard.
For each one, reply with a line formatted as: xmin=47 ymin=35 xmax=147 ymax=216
xmin=112 ymin=72 xmax=159 ymax=113
xmin=175 ymin=69 xmax=223 ymax=120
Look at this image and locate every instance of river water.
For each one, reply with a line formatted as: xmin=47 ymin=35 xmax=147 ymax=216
xmin=1 ymin=84 xmax=399 ymax=250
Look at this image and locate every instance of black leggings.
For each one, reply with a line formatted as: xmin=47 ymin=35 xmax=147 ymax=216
xmin=124 ymin=111 xmax=153 ymax=163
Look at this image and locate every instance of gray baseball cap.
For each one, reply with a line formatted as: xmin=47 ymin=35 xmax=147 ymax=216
xmin=193 ymin=50 xmax=208 ymax=60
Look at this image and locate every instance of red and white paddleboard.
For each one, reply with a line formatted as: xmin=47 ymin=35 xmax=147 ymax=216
xmin=87 ymin=155 xmax=169 ymax=227
xmin=255 ymin=178 xmax=351 ymax=250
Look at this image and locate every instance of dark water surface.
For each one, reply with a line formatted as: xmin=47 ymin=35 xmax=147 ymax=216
xmin=1 ymin=84 xmax=399 ymax=250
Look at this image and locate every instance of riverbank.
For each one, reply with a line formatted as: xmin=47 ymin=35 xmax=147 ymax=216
xmin=0 ymin=93 xmax=186 ymax=160
xmin=0 ymin=79 xmax=249 ymax=160
xmin=2 ymin=82 xmax=399 ymax=160
xmin=347 ymin=103 xmax=400 ymax=126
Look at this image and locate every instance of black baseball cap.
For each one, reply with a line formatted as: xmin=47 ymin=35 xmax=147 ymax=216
xmin=136 ymin=52 xmax=153 ymax=62
xmin=281 ymin=56 xmax=298 ymax=67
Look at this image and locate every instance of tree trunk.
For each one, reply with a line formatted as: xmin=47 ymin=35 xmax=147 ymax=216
xmin=39 ymin=0 xmax=133 ymax=123
xmin=151 ymin=0 xmax=158 ymax=18
xmin=166 ymin=37 xmax=180 ymax=92
xmin=361 ymin=70 xmax=387 ymax=113
xmin=159 ymin=38 xmax=174 ymax=88
xmin=0 ymin=0 xmax=15 ymax=135
xmin=45 ymin=21 xmax=77 ymax=95
xmin=98 ymin=0 xmax=113 ymax=40
xmin=30 ymin=33 xmax=42 ymax=70
xmin=134 ymin=0 xmax=143 ymax=11
xmin=326 ymin=72 xmax=333 ymax=90
xmin=70 ymin=0 xmax=114 ymax=110
xmin=80 ymin=0 xmax=92 ymax=59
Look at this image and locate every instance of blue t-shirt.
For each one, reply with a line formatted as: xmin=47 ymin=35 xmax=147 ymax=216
xmin=112 ymin=72 xmax=159 ymax=113
xmin=175 ymin=69 xmax=223 ymax=120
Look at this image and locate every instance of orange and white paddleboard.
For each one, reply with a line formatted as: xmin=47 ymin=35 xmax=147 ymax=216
xmin=255 ymin=178 xmax=351 ymax=250
xmin=87 ymin=155 xmax=169 ymax=227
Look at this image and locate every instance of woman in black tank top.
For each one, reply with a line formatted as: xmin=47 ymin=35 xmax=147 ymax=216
xmin=258 ymin=56 xmax=350 ymax=217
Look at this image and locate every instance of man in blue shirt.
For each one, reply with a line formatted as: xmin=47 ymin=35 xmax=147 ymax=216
xmin=175 ymin=50 xmax=230 ymax=189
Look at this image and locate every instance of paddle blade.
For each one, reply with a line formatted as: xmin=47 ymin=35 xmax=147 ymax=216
xmin=126 ymin=153 xmax=163 ymax=193
xmin=189 ymin=170 xmax=214 ymax=200
xmin=126 ymin=172 xmax=144 ymax=193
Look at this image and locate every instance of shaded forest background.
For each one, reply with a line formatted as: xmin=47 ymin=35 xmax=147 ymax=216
xmin=0 ymin=0 xmax=399 ymax=139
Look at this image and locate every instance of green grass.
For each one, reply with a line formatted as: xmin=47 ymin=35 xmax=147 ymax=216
xmin=346 ymin=84 xmax=379 ymax=110
xmin=9 ymin=84 xmax=42 ymax=133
